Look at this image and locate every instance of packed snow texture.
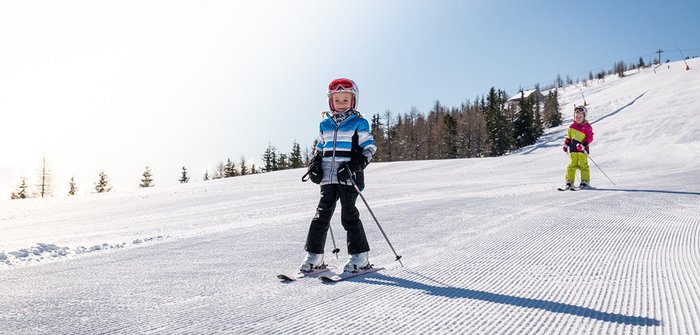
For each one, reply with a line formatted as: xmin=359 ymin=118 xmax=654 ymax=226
xmin=1 ymin=59 xmax=699 ymax=334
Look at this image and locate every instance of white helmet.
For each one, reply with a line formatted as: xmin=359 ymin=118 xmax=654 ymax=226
xmin=327 ymin=78 xmax=358 ymax=111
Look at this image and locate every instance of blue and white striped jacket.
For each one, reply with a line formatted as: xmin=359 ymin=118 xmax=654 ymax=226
xmin=315 ymin=111 xmax=376 ymax=187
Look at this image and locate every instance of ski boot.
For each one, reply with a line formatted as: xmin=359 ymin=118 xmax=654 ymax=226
xmin=579 ymin=181 xmax=590 ymax=189
xmin=299 ymin=252 xmax=326 ymax=273
xmin=343 ymin=252 xmax=371 ymax=273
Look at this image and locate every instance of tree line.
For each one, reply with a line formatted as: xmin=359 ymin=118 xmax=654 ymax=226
xmin=367 ymin=87 xmax=561 ymax=162
xmin=9 ymin=141 xmax=312 ymax=199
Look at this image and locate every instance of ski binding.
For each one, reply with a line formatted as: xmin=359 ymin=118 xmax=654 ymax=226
xmin=277 ymin=266 xmax=332 ymax=282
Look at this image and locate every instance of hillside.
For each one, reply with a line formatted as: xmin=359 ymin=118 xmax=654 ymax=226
xmin=1 ymin=59 xmax=699 ymax=334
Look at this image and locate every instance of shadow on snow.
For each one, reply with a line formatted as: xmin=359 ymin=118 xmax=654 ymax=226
xmin=351 ymin=271 xmax=661 ymax=327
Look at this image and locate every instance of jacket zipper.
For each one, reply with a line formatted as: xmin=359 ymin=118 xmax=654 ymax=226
xmin=329 ymin=114 xmax=354 ymax=185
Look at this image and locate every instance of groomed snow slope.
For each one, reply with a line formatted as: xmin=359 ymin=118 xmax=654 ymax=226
xmin=1 ymin=59 xmax=699 ymax=334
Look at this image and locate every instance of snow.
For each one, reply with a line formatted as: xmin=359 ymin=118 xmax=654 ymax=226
xmin=1 ymin=59 xmax=699 ymax=334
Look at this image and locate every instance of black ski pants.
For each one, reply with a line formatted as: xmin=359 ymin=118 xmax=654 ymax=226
xmin=305 ymin=184 xmax=370 ymax=255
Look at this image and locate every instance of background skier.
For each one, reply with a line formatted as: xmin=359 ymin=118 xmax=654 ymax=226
xmin=562 ymin=105 xmax=594 ymax=189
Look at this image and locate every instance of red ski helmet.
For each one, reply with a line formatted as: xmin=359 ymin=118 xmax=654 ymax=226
xmin=327 ymin=78 xmax=358 ymax=111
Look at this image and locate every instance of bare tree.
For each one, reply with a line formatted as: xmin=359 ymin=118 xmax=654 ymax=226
xmin=35 ymin=155 xmax=53 ymax=198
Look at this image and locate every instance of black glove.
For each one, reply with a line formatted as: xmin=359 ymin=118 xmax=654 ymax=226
xmin=350 ymin=152 xmax=368 ymax=171
xmin=336 ymin=162 xmax=353 ymax=182
xmin=305 ymin=154 xmax=323 ymax=184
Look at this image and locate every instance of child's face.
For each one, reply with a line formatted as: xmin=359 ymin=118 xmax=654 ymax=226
xmin=574 ymin=112 xmax=585 ymax=123
xmin=331 ymin=92 xmax=353 ymax=112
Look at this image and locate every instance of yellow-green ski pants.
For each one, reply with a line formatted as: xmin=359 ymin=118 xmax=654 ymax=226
xmin=566 ymin=152 xmax=590 ymax=183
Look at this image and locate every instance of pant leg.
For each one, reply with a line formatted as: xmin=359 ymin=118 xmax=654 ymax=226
xmin=579 ymin=153 xmax=591 ymax=182
xmin=338 ymin=185 xmax=370 ymax=254
xmin=304 ymin=185 xmax=339 ymax=254
xmin=566 ymin=153 xmax=579 ymax=182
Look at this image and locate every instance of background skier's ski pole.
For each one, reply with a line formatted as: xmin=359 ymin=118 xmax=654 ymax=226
xmin=347 ymin=175 xmax=404 ymax=267
xmin=328 ymin=225 xmax=340 ymax=259
xmin=586 ymin=153 xmax=618 ymax=188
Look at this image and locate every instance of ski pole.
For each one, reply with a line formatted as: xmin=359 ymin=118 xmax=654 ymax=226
xmin=328 ymin=225 xmax=340 ymax=259
xmin=347 ymin=175 xmax=404 ymax=267
xmin=585 ymin=152 xmax=618 ymax=188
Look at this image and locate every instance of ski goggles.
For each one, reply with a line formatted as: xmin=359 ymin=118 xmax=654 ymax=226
xmin=328 ymin=78 xmax=357 ymax=93
xmin=574 ymin=106 xmax=586 ymax=113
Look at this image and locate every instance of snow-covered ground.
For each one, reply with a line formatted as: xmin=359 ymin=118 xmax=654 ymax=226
xmin=1 ymin=59 xmax=699 ymax=334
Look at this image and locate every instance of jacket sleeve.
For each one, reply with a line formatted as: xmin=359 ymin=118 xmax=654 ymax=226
xmin=357 ymin=118 xmax=377 ymax=163
xmin=584 ymin=125 xmax=594 ymax=144
xmin=314 ymin=124 xmax=325 ymax=155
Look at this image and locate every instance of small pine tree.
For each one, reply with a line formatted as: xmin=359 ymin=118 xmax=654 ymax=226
xmin=276 ymin=153 xmax=289 ymax=170
xmin=203 ymin=170 xmax=210 ymax=181
xmin=68 ymin=177 xmax=77 ymax=196
xmin=262 ymin=144 xmax=277 ymax=172
xmin=140 ymin=166 xmax=154 ymax=188
xmin=11 ymin=177 xmax=29 ymax=199
xmin=289 ymin=141 xmax=303 ymax=169
xmin=251 ymin=164 xmax=257 ymax=174
xmin=224 ymin=159 xmax=238 ymax=177
xmin=95 ymin=171 xmax=112 ymax=193
xmin=179 ymin=166 xmax=190 ymax=183
xmin=239 ymin=156 xmax=249 ymax=176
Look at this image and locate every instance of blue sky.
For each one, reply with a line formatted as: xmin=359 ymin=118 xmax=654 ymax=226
xmin=1 ymin=0 xmax=698 ymax=195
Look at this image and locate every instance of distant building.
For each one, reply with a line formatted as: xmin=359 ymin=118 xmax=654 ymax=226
xmin=507 ymin=89 xmax=544 ymax=111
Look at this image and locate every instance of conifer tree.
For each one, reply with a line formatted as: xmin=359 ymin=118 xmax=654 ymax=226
xmin=68 ymin=176 xmax=77 ymax=196
xmin=514 ymin=95 xmax=536 ymax=148
xmin=224 ymin=159 xmax=238 ymax=177
xmin=533 ymin=101 xmax=544 ymax=139
xmin=203 ymin=170 xmax=210 ymax=181
xmin=442 ymin=112 xmax=459 ymax=158
xmin=289 ymin=142 xmax=303 ymax=169
xmin=95 ymin=171 xmax=112 ymax=193
xmin=140 ymin=166 xmax=154 ymax=188
xmin=262 ymin=144 xmax=277 ymax=172
xmin=11 ymin=177 xmax=29 ymax=199
xmin=179 ymin=166 xmax=190 ymax=183
xmin=239 ymin=156 xmax=249 ymax=176
xmin=277 ymin=153 xmax=289 ymax=170
xmin=484 ymin=87 xmax=513 ymax=156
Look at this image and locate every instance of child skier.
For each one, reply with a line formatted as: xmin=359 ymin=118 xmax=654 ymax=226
xmin=301 ymin=78 xmax=377 ymax=273
xmin=562 ymin=105 xmax=594 ymax=189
